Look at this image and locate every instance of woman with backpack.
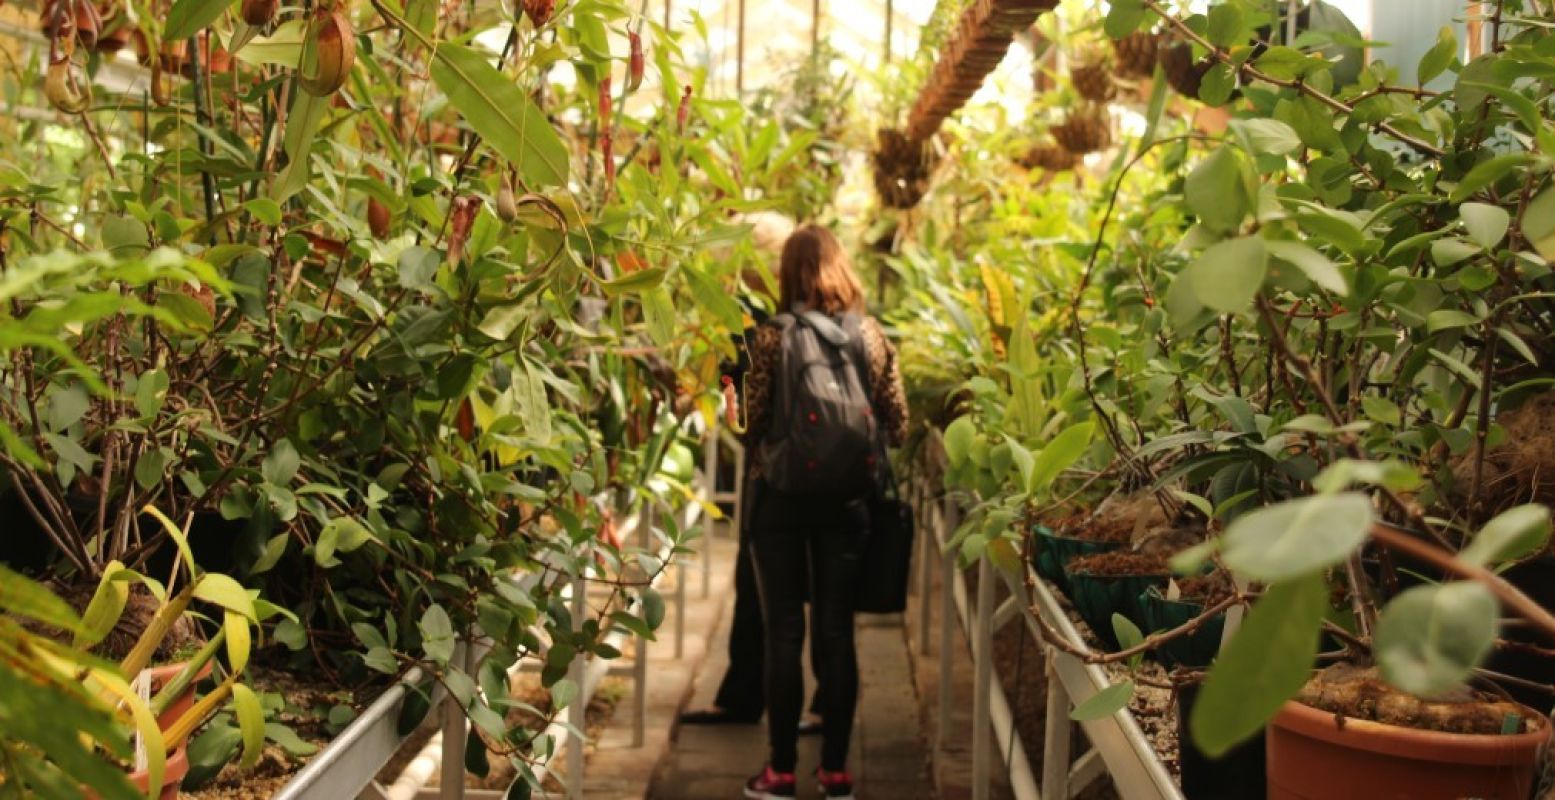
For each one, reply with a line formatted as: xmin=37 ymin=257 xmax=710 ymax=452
xmin=741 ymin=224 xmax=908 ymax=800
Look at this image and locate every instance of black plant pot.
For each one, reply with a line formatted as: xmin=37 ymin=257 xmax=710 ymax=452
xmin=1032 ymin=526 xmax=1122 ymax=594
xmin=1485 ymin=555 xmax=1555 ymax=711
xmin=1177 ymin=681 xmax=1267 ymax=799
xmin=1065 ymin=569 xmax=1167 ymax=650
xmin=1138 ymin=586 xmax=1225 ymax=669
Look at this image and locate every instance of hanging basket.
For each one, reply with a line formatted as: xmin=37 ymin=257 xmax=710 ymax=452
xmin=873 ymin=128 xmax=935 ymax=209
xmin=1017 ymin=143 xmax=1078 ymax=172
xmin=1112 ymin=31 xmax=1160 ymax=79
xmin=1160 ymin=39 xmax=1214 ymax=98
xmin=1051 ymin=105 xmax=1112 ymax=154
xmin=1070 ymin=60 xmax=1117 ymax=103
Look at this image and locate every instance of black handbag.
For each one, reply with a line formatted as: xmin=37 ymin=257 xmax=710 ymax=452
xmin=855 ymin=475 xmax=915 ymax=614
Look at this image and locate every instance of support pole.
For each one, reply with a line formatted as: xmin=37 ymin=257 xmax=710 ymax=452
xmin=935 ymin=496 xmax=958 ymax=753
xmin=811 ymin=0 xmax=820 ymax=58
xmin=972 ymin=555 xmax=995 ymax=800
xmin=1042 ymin=656 xmax=1072 ymax=800
xmin=883 ymin=0 xmax=893 ymax=65
xmin=917 ymin=484 xmax=934 ymax=656
xmin=567 ymin=553 xmax=588 ymax=799
xmin=633 ymin=502 xmax=651 ymax=748
xmin=438 ymin=645 xmax=468 ymax=800
xmin=663 ymin=0 xmax=670 ymax=30
xmin=736 ymin=0 xmax=746 ymax=95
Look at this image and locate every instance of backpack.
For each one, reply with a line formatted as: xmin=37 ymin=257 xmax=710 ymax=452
xmin=760 ymin=309 xmax=880 ymax=496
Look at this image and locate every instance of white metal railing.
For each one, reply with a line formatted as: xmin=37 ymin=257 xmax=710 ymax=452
xmin=910 ymin=432 xmax=1185 ymax=800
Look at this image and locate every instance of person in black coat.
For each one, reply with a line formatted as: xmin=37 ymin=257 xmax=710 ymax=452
xmin=679 ymin=299 xmax=824 ymax=733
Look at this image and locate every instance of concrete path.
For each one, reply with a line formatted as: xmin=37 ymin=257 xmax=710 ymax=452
xmin=646 ymin=602 xmax=935 ymax=799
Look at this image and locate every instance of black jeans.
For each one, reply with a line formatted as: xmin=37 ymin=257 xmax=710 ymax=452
xmin=714 ymin=479 xmax=825 ymax=718
xmin=751 ymin=483 xmax=867 ymax=773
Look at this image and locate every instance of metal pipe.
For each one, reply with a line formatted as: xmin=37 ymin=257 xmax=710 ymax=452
xmin=1042 ymin=657 xmax=1072 ymax=800
xmin=736 ymin=0 xmax=746 ymax=94
xmin=935 ymin=491 xmax=957 ymax=753
xmin=972 ymin=555 xmax=994 ymax=800
xmin=567 ymin=551 xmax=588 ymax=799
xmin=884 ymin=0 xmax=893 ymax=64
xmin=633 ymin=501 xmax=651 ymax=748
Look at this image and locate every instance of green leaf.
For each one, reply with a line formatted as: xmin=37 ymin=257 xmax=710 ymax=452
xmin=1206 ymin=4 xmax=1245 ymax=47
xmin=1431 ymin=238 xmax=1480 ymax=267
xmin=944 ymin=416 xmax=976 ymax=469
xmin=1221 ymin=493 xmax=1373 ymax=582
xmin=1425 ymin=309 xmax=1481 ymax=333
xmin=262 ymin=440 xmax=300 ymax=486
xmin=1449 ymin=153 xmax=1534 ymax=203
xmin=1460 ymin=504 xmax=1551 ymax=567
xmin=1460 ymin=202 xmax=1510 ymax=249
xmin=135 ymin=369 xmax=170 ymax=419
xmin=43 ymin=431 xmax=98 ymax=474
xmin=1229 ymin=118 xmax=1301 ymax=155
xmin=157 ymin=292 xmax=214 ymax=333
xmin=1496 ymin=327 xmax=1539 ymax=366
xmin=1417 ymin=26 xmax=1456 ymax=86
xmin=243 ymin=198 xmax=283 ymax=227
xmin=225 ymin=610 xmax=251 ymax=673
xmin=1187 ymin=236 xmax=1268 ymax=314
xmin=1375 ymin=582 xmax=1497 ymax=696
xmin=194 ymin=573 xmax=258 ymax=620
xmin=550 ymin=677 xmax=579 ymax=710
xmin=477 ymin=303 xmax=527 ymax=341
xmin=1071 ymin=679 xmax=1135 ymax=721
xmin=272 ymin=92 xmax=329 ymax=202
xmin=1185 ymin=147 xmax=1249 ymax=234
xmin=599 ymin=266 xmax=667 ymax=296
xmin=1029 ymin=421 xmax=1093 ymax=493
xmin=250 ymin=534 xmax=289 ymax=574
xmin=1104 ymin=0 xmax=1145 ymax=39
xmin=1360 ymin=396 xmax=1401 ymax=426
xmin=231 ymin=682 xmax=265 ymax=769
xmin=1190 ymin=573 xmax=1327 ymax=757
xmin=1266 ymin=240 xmax=1345 ymax=295
xmin=640 ymin=587 xmax=666 ymax=631
xmin=315 ymin=516 xmax=375 ymax=566
xmin=1522 ymin=187 xmax=1555 ymax=261
xmin=75 ymin=565 xmax=130 ymax=647
xmin=166 ymin=0 xmax=235 ymax=40
xmin=420 ymin=604 xmax=456 ymax=664
xmin=431 ymin=45 xmax=569 ymax=187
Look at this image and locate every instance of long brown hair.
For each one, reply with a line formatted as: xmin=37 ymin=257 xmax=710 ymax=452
xmin=778 ymin=224 xmax=864 ymax=314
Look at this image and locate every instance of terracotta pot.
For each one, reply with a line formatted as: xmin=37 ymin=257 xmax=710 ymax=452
xmin=1267 ymin=700 xmax=1552 ymax=799
xmin=148 ymin=660 xmax=213 ymax=732
xmin=85 ymin=745 xmax=188 ymax=800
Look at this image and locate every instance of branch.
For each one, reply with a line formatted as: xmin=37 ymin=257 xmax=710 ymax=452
xmin=1370 ymin=522 xmax=1555 ymax=644
xmin=1140 ymin=0 xmax=1445 ymax=159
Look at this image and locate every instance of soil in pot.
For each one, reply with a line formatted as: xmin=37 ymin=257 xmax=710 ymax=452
xmin=1270 ymin=664 xmax=1552 ymax=800
xmin=1176 ymin=680 xmax=1265 ymax=800
xmin=1064 ymin=551 xmax=1169 ymax=650
xmin=1034 ymin=494 xmax=1166 ymax=592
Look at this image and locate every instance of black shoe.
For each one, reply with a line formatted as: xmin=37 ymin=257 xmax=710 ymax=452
xmin=816 ymin=768 xmax=855 ymax=799
xmin=797 ymin=715 xmax=823 ymax=736
xmin=678 ymin=706 xmax=761 ymax=725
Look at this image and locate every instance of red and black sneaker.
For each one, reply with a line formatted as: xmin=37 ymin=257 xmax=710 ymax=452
xmin=743 ymin=765 xmax=797 ymax=799
xmin=816 ymin=768 xmax=855 ymax=799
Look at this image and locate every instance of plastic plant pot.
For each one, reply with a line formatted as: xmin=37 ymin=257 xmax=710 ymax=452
xmin=1137 ymin=585 xmax=1225 ymax=669
xmin=1031 ymin=525 xmax=1121 ymax=594
xmin=1267 ymin=700 xmax=1551 ymax=800
xmin=1064 ymin=568 xmax=1167 ymax=650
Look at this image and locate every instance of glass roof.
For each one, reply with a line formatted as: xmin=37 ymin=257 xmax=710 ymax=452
xmin=668 ymin=0 xmax=940 ymax=95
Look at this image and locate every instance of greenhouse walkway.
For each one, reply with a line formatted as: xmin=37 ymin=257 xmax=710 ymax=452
xmin=641 ymin=573 xmax=934 ymax=799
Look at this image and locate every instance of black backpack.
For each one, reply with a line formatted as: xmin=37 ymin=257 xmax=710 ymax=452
xmin=760 ymin=309 xmax=880 ymax=496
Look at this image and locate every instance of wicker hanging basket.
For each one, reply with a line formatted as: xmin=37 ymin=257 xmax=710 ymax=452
xmin=1112 ymin=31 xmax=1160 ymax=80
xmin=873 ymin=128 xmax=935 ymax=209
xmin=1018 ymin=142 xmax=1079 ymax=172
xmin=1051 ymin=106 xmax=1112 ymax=155
xmin=1070 ymin=59 xmax=1117 ymax=103
xmin=1160 ymin=39 xmax=1214 ymax=98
